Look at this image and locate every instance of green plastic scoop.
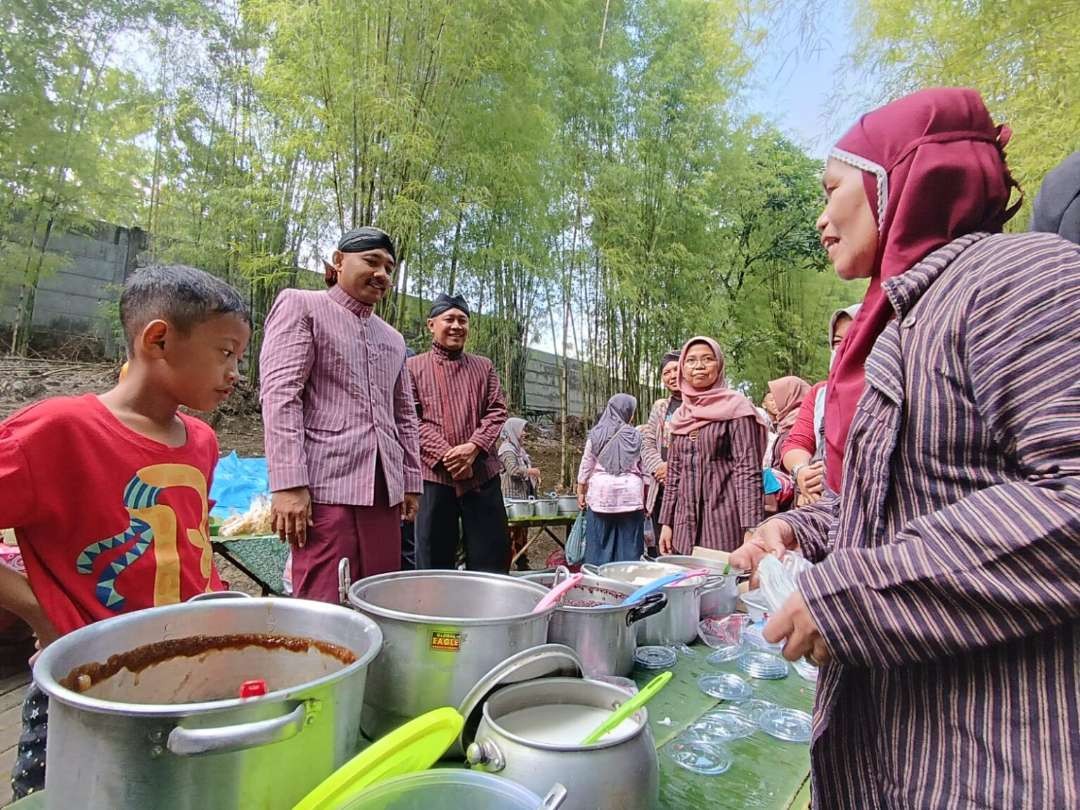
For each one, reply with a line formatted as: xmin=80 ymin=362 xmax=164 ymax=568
xmin=293 ymin=707 xmax=464 ymax=810
xmin=581 ymin=671 xmax=673 ymax=745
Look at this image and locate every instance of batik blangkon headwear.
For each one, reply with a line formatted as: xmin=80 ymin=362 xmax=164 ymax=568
xmin=429 ymin=292 xmax=470 ymax=319
xmin=338 ymin=226 xmax=396 ymax=259
xmin=325 ymin=226 xmax=396 ymax=287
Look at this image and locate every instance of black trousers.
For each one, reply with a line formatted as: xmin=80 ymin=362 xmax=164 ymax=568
xmin=415 ymin=476 xmax=509 ymax=573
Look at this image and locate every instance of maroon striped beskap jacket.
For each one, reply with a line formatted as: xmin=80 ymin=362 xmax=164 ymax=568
xmin=781 ymin=232 xmax=1080 ymax=808
xmin=407 ymin=344 xmax=508 ymax=494
xmin=259 ymin=285 xmax=423 ymax=506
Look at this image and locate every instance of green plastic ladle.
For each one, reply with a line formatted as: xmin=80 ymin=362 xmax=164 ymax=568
xmin=581 ymin=671 xmax=673 ymax=745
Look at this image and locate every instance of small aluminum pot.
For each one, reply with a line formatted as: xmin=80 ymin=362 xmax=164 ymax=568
xmin=506 ymin=499 xmax=535 ymax=519
xmin=557 ymin=495 xmax=580 ymax=515
xmin=533 ymin=499 xmax=560 ymax=518
xmin=592 ymin=561 xmax=707 ymax=646
xmin=467 ymin=678 xmax=659 ymax=810
xmin=647 ymin=554 xmax=739 ymax=617
xmin=527 ymin=574 xmax=667 ymax=676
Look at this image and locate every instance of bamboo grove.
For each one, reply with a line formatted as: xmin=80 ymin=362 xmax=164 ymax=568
xmin=10 ymin=0 xmax=1074 ymax=426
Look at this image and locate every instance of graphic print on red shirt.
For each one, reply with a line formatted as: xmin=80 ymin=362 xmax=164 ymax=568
xmin=0 ymin=395 xmax=223 ymax=635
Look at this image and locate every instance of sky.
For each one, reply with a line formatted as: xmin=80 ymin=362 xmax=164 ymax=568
xmin=740 ymin=0 xmax=869 ymax=159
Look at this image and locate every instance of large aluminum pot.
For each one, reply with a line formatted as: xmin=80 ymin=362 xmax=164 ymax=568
xmin=591 ymin=561 xmax=707 ymax=645
xmin=348 ymin=570 xmax=554 ymax=752
xmin=526 ymin=573 xmax=666 ymax=676
xmin=467 ymin=677 xmax=659 ymax=810
xmin=34 ymin=597 xmax=382 ymax=810
xmin=648 ymin=554 xmax=739 ymax=617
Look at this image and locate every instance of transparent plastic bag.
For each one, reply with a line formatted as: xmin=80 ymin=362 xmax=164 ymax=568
xmin=757 ymin=553 xmax=813 ymax=614
xmin=565 ymin=510 xmax=587 ymax=565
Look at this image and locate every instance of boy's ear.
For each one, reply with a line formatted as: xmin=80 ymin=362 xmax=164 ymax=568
xmin=138 ymin=319 xmax=169 ymax=357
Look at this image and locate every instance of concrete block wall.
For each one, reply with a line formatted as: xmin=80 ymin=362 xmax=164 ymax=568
xmin=0 ymin=222 xmax=144 ymax=354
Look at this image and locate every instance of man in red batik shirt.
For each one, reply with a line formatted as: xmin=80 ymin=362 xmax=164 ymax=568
xmin=407 ymin=293 xmax=510 ymax=572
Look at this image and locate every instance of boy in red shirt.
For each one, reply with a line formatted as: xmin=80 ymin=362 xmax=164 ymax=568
xmin=0 ymin=264 xmax=250 ymax=799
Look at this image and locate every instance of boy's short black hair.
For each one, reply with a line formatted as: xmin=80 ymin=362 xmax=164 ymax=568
xmin=120 ymin=264 xmax=249 ymax=350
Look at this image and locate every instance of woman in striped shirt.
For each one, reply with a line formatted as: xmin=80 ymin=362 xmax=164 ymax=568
xmin=734 ymin=88 xmax=1079 ymax=808
xmin=658 ymin=337 xmax=767 ymax=554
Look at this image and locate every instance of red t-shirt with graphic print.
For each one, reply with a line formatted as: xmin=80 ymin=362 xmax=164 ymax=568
xmin=0 ymin=394 xmax=224 ymax=635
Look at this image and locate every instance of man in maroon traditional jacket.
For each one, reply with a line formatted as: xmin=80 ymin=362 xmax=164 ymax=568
xmin=407 ymin=293 xmax=509 ymax=572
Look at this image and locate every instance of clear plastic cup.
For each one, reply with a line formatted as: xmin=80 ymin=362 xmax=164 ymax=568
xmin=758 ymin=707 xmax=812 ymax=743
xmin=668 ymin=737 xmax=733 ymax=775
xmin=732 ymin=698 xmax=778 ymax=723
xmin=689 ymin=707 xmax=757 ymax=741
xmin=698 ymin=614 xmax=749 ymax=664
xmin=737 ymin=650 xmax=789 ymax=680
xmin=634 ymin=645 xmax=677 ymax=670
xmin=698 ymin=672 xmax=753 ymax=701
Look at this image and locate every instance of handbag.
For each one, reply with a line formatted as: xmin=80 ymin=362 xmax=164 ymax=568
xmin=565 ymin=510 xmax=588 ymax=566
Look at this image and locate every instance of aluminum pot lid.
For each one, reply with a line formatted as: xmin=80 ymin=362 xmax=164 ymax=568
xmin=458 ymin=643 xmax=583 ymax=750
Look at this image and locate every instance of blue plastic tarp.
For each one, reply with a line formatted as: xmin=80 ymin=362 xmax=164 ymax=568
xmin=210 ymin=452 xmax=269 ymax=518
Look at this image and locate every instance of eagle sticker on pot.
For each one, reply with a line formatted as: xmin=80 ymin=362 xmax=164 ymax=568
xmin=430 ymin=630 xmax=463 ymax=652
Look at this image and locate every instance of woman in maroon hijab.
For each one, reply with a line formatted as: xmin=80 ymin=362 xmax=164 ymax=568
xmin=733 ymin=89 xmax=1080 ymax=808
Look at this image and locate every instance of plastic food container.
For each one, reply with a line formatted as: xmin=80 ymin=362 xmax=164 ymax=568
xmin=341 ymin=770 xmax=565 ymax=809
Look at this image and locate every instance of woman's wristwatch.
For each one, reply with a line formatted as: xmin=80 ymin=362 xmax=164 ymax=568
xmin=791 ymin=463 xmax=808 ymax=490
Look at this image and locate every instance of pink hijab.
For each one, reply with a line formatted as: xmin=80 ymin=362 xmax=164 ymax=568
xmin=767 ymin=376 xmax=811 ymax=432
xmin=669 ymin=337 xmax=766 ymax=436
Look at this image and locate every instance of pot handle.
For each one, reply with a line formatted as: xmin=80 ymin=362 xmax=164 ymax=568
xmin=539 ymin=784 xmax=569 ymax=809
xmin=626 ymin=592 xmax=667 ymax=626
xmin=465 ymin=739 xmax=506 ymax=772
xmin=167 ymin=701 xmax=308 ymax=756
xmin=580 ymin=563 xmax=600 ymax=576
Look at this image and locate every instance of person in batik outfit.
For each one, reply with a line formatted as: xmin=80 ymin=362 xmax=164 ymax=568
xmin=733 ymin=88 xmax=1079 ymax=809
xmin=407 ymin=293 xmax=510 ymax=572
xmin=261 ymin=227 xmax=422 ymax=602
xmin=657 ymin=337 xmax=767 ymax=554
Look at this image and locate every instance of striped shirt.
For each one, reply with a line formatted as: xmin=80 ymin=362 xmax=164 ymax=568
xmin=658 ymin=416 xmax=764 ymax=552
xmin=259 ymin=285 xmax=423 ymax=506
xmin=406 ymin=345 xmax=507 ymax=493
xmin=780 ymin=232 xmax=1080 ymax=808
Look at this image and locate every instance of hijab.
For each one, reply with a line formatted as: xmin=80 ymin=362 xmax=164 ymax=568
xmin=499 ymin=417 xmax=531 ymax=466
xmin=588 ymin=393 xmax=642 ymax=475
xmin=767 ymin=376 xmax=811 ymax=432
xmin=669 ymin=337 xmax=766 ymax=436
xmin=1031 ymin=151 xmax=1080 ymax=244
xmin=824 ymin=87 xmax=1019 ymax=491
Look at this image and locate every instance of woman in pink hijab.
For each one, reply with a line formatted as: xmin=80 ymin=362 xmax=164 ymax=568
xmin=657 ymin=337 xmax=767 ymax=554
